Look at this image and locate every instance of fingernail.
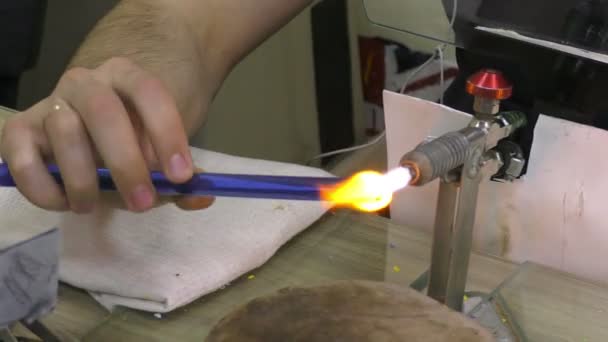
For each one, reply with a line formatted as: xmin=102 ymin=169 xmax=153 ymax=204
xmin=129 ymin=185 xmax=155 ymax=211
xmin=169 ymin=153 xmax=191 ymax=180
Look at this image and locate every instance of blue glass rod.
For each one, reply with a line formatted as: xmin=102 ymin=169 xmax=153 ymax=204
xmin=0 ymin=164 xmax=343 ymax=201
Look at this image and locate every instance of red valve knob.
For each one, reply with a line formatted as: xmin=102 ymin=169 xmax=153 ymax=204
xmin=466 ymin=69 xmax=513 ymax=100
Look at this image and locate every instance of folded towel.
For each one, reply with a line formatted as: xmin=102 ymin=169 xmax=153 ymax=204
xmin=0 ymin=148 xmax=332 ymax=312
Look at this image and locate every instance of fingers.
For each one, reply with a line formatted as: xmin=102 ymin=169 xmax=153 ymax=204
xmin=43 ymin=100 xmax=98 ymax=213
xmin=0 ymin=116 xmax=68 ymax=211
xmin=3 ymin=57 xmax=194 ymax=214
xmin=101 ymin=57 xmax=193 ymax=183
xmin=139 ymin=135 xmax=161 ymax=170
xmin=55 ymin=67 xmax=155 ymax=212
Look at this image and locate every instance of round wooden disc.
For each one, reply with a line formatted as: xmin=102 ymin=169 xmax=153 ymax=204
xmin=207 ymin=280 xmax=493 ymax=342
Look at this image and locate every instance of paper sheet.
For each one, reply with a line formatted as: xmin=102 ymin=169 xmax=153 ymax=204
xmin=384 ymin=90 xmax=608 ymax=284
xmin=0 ymin=148 xmax=332 ymax=313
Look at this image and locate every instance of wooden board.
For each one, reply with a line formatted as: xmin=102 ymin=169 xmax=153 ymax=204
xmin=207 ymin=280 xmax=493 ymax=342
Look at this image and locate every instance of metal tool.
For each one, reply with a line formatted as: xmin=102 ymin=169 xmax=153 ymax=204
xmin=0 ymin=164 xmax=343 ymax=201
xmin=399 ymin=69 xmax=527 ymax=311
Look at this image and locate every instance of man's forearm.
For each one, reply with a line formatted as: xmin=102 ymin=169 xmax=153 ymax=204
xmin=69 ymin=0 xmax=224 ymax=136
xmin=195 ymin=0 xmax=313 ymax=72
xmin=70 ymin=0 xmax=312 ymax=136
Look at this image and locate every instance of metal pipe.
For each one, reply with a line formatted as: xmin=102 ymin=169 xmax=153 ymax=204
xmin=0 ymin=164 xmax=343 ymax=201
xmin=400 ymin=112 xmax=526 ymax=187
xmin=400 ymin=127 xmax=485 ymax=186
xmin=426 ymin=137 xmax=484 ymax=311
xmin=398 ymin=111 xmax=526 ymax=311
xmin=397 ymin=69 xmax=527 ymax=312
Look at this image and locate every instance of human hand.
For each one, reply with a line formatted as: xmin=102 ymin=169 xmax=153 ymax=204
xmin=1 ymin=57 xmax=214 ymax=213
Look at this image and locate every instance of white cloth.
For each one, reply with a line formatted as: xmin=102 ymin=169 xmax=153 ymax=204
xmin=0 ymin=148 xmax=332 ymax=312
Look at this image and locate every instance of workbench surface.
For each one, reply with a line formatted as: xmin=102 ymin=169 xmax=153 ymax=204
xmin=2 ymin=106 xmax=608 ymax=341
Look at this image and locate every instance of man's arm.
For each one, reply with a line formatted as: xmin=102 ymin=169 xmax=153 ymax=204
xmin=0 ymin=0 xmax=312 ymax=213
xmin=71 ymin=0 xmax=313 ymax=135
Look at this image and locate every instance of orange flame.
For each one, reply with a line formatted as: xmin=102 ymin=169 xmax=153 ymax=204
xmin=320 ymin=167 xmax=412 ymax=212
